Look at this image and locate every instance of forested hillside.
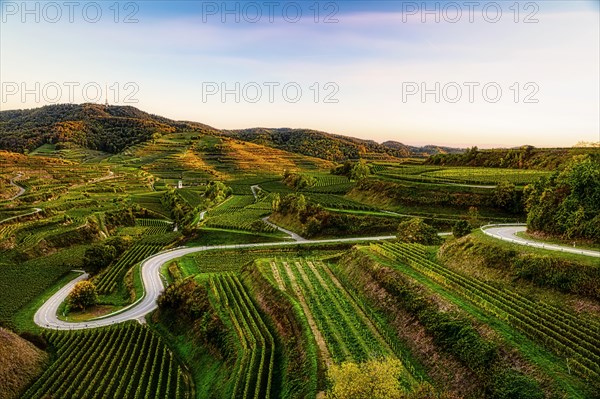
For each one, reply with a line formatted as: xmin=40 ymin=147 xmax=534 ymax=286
xmin=427 ymin=146 xmax=599 ymax=170
xmin=0 ymin=104 xmax=219 ymax=153
xmin=382 ymin=141 xmax=464 ymax=156
xmin=224 ymin=127 xmax=412 ymax=161
xmin=1 ymin=104 xmax=463 ymax=161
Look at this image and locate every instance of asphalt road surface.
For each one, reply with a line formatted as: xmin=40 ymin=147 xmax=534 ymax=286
xmin=34 ymin=235 xmax=397 ymax=330
xmin=35 ymin=223 xmax=599 ymax=330
xmin=481 ymin=224 xmax=600 ymax=258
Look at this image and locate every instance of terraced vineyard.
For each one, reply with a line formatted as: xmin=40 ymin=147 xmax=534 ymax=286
xmin=208 ymin=195 xmax=255 ymax=216
xmin=422 ymin=168 xmax=551 ymax=185
xmin=271 ymin=258 xmax=396 ymax=365
xmin=210 ymin=273 xmax=275 ymax=399
xmin=373 ymin=242 xmax=600 ymax=381
xmin=177 ymin=188 xmax=205 ymax=208
xmin=131 ymin=193 xmax=171 ymax=217
xmin=21 ymin=323 xmax=190 ymax=399
xmin=302 ymin=175 xmax=354 ymax=194
xmin=95 ymin=243 xmax=163 ymax=294
xmin=305 ymin=193 xmax=375 ymax=211
xmin=0 ymin=224 xmax=17 ymax=240
xmin=205 ymin=195 xmax=277 ymax=233
xmin=375 ymin=164 xmax=551 ymax=186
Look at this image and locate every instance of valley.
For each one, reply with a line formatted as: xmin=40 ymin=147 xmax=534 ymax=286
xmin=0 ymin=104 xmax=598 ymax=399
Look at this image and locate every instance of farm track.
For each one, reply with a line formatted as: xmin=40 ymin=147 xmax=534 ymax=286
xmin=262 ymin=216 xmax=306 ymax=242
xmin=0 ymin=207 xmax=43 ymax=224
xmin=6 ymin=173 xmax=26 ymax=201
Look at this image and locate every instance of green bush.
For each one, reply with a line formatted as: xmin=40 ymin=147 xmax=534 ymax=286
xmin=489 ymin=369 xmax=544 ymax=399
xmin=397 ymin=218 xmax=441 ymax=245
xmin=452 ymin=220 xmax=472 ymax=238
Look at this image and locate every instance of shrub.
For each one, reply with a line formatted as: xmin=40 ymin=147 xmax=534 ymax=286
xmin=489 ymin=369 xmax=544 ymax=399
xmin=452 ymin=220 xmax=472 ymax=238
xmin=397 ymin=218 xmax=441 ymax=245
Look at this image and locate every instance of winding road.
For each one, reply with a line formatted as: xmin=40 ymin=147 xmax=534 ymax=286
xmin=6 ymin=173 xmax=26 ymax=201
xmin=481 ymin=224 xmax=600 ymax=258
xmin=34 ymin=221 xmax=599 ymax=330
xmin=34 ymin=235 xmax=397 ymax=330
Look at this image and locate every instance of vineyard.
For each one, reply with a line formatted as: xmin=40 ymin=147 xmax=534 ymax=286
xmin=305 ymin=193 xmax=375 ymax=211
xmin=422 ymin=168 xmax=551 ymax=185
xmin=91 ymin=217 xmax=177 ymax=295
xmin=1 ymin=115 xmax=598 ymax=399
xmin=176 ymin=188 xmax=206 ymax=208
xmin=372 ymin=242 xmax=600 ymax=381
xmin=131 ymin=193 xmax=171 ymax=217
xmin=302 ymin=175 xmax=354 ymax=194
xmin=21 ymin=323 xmax=190 ymax=399
xmin=94 ymin=243 xmax=163 ymax=294
xmin=210 ymin=273 xmax=275 ymax=399
xmin=183 ymin=247 xmax=348 ymax=275
xmin=374 ymin=164 xmax=551 ymax=186
xmin=269 ymin=258 xmax=397 ymax=365
xmin=205 ymin=195 xmax=277 ymax=233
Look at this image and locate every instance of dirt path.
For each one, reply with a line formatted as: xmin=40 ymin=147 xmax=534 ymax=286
xmin=282 ymin=261 xmax=332 ymax=366
xmin=269 ymin=261 xmax=286 ymax=291
xmin=0 ymin=207 xmax=43 ymax=224
xmin=250 ymin=184 xmax=260 ymax=201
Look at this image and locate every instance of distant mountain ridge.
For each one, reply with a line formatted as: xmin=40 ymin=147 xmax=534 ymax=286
xmin=382 ymin=141 xmax=464 ymax=156
xmin=0 ymin=104 xmax=462 ymax=160
xmin=224 ymin=128 xmax=413 ymax=162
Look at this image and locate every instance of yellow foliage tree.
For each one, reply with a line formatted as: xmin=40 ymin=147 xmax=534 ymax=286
xmin=67 ymin=281 xmax=98 ymax=310
xmin=325 ymin=358 xmax=405 ymax=399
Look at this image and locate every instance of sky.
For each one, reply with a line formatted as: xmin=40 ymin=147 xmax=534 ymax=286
xmin=1 ymin=0 xmax=599 ymax=148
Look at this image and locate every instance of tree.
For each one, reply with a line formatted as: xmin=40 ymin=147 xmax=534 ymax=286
xmin=105 ymin=236 xmax=133 ymax=253
xmin=467 ymin=206 xmax=481 ymax=227
xmin=304 ymin=216 xmax=322 ymax=238
xmin=525 ymin=155 xmax=600 ymax=240
xmin=325 ymin=358 xmax=404 ymax=399
xmin=271 ymin=193 xmax=281 ymax=212
xmin=84 ymin=244 xmax=117 ymax=274
xmin=296 ymin=194 xmax=307 ymax=212
xmin=67 ymin=281 xmax=98 ymax=310
xmin=350 ymin=160 xmax=370 ymax=180
xmin=494 ymin=181 xmax=518 ymax=211
xmin=151 ymin=132 xmax=162 ymax=144
xmin=452 ymin=220 xmax=472 ymax=238
xmin=397 ymin=218 xmax=441 ymax=245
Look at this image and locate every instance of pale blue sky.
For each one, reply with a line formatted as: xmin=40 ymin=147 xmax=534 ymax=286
xmin=1 ymin=1 xmax=599 ymax=147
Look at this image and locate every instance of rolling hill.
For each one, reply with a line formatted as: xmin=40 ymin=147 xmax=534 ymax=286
xmin=0 ymin=104 xmax=461 ymax=161
xmin=0 ymin=104 xmax=219 ymax=154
